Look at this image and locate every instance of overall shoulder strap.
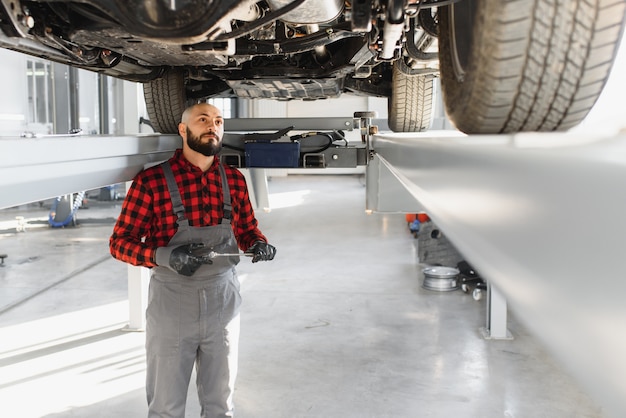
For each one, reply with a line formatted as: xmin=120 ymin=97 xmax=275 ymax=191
xmin=160 ymin=162 xmax=189 ymax=227
xmin=218 ymin=163 xmax=232 ymax=224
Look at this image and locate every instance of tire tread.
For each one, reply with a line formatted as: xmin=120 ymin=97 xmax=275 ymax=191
xmin=144 ymin=70 xmax=187 ymax=134
xmin=439 ymin=0 xmax=626 ymax=133
xmin=389 ymin=62 xmax=435 ymax=132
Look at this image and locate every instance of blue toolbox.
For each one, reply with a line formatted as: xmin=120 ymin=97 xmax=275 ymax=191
xmin=244 ymin=140 xmax=300 ymax=168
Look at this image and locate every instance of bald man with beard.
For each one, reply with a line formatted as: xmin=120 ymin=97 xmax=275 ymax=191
xmin=110 ymin=103 xmax=276 ymax=417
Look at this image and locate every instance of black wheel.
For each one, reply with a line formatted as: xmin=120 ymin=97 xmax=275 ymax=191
xmin=144 ymin=69 xmax=188 ymax=134
xmin=388 ymin=59 xmax=435 ymax=132
xmin=438 ymin=0 xmax=626 ymax=134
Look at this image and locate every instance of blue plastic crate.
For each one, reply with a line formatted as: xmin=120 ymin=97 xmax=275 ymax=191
xmin=244 ymin=141 xmax=300 ymax=168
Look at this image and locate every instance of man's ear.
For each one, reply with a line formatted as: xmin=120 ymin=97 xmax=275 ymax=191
xmin=178 ymin=123 xmax=186 ymax=138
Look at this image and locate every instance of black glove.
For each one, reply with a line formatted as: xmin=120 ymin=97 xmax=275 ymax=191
xmin=155 ymin=243 xmax=209 ymax=276
xmin=245 ymin=241 xmax=277 ymax=263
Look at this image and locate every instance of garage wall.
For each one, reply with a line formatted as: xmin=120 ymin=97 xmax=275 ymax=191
xmin=0 ymin=49 xmax=142 ymax=137
xmin=0 ymin=50 xmax=30 ymax=136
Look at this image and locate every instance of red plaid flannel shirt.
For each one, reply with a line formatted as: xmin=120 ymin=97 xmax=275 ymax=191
xmin=110 ymin=149 xmax=267 ymax=267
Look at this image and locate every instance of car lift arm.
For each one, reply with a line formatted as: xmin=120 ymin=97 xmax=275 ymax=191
xmin=0 ymin=115 xmax=375 ymax=210
xmin=0 ymin=133 xmax=180 ymax=210
xmin=367 ymin=131 xmax=626 ymax=418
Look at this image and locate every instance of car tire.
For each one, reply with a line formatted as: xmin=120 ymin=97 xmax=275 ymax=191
xmin=388 ymin=59 xmax=435 ymax=132
xmin=144 ymin=69 xmax=187 ymax=134
xmin=438 ymin=0 xmax=626 ymax=134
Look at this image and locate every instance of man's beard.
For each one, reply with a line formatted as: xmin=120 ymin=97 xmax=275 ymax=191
xmin=186 ymin=127 xmax=222 ymax=156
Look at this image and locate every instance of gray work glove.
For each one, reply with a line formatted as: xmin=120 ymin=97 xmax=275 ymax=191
xmin=155 ymin=243 xmax=210 ymax=276
xmin=245 ymin=241 xmax=276 ymax=263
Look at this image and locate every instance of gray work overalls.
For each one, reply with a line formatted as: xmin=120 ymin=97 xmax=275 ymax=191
xmin=146 ymin=162 xmax=241 ymax=418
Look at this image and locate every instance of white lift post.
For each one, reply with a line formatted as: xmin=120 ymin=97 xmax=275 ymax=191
xmin=483 ymin=284 xmax=511 ymax=340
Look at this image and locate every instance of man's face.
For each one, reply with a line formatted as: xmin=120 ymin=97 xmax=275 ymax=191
xmin=181 ymin=104 xmax=224 ymax=157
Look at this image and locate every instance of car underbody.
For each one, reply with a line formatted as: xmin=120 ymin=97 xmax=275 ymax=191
xmin=0 ymin=0 xmax=624 ymax=134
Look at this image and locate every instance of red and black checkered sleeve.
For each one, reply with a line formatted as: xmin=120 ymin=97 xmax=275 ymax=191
xmin=109 ymin=173 xmax=159 ymax=267
xmin=228 ymin=167 xmax=268 ymax=251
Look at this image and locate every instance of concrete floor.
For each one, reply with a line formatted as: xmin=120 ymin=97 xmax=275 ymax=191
xmin=0 ymin=174 xmax=605 ymax=417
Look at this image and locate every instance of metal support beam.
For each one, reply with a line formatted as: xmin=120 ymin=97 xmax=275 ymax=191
xmin=368 ymin=131 xmax=626 ymax=418
xmin=0 ymin=134 xmax=180 ymax=209
xmin=365 ymin=150 xmax=427 ymax=213
xmin=245 ymin=168 xmax=270 ymax=211
xmin=224 ymin=117 xmax=355 ymax=132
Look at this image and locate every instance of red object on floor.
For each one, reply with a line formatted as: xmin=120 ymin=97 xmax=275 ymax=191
xmin=406 ymin=213 xmax=430 ymax=223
